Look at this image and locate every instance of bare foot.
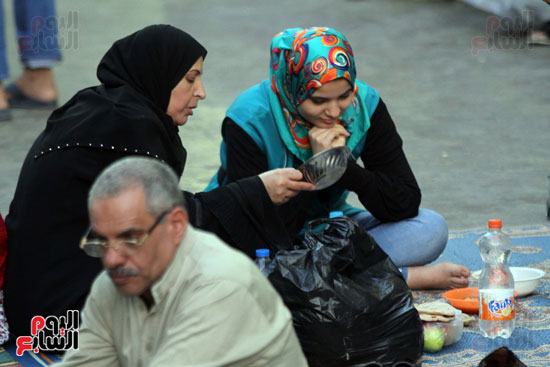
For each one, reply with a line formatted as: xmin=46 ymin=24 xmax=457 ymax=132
xmin=406 ymin=261 xmax=470 ymax=290
xmin=7 ymin=68 xmax=57 ymax=102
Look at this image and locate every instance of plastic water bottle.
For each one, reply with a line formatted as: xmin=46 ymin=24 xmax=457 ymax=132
xmin=254 ymin=249 xmax=270 ymax=273
xmin=478 ymin=219 xmax=515 ymax=339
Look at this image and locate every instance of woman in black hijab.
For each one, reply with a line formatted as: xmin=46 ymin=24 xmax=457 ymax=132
xmin=4 ymin=25 xmax=313 ymax=336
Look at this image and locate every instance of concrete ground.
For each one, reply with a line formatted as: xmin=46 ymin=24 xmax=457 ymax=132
xmin=0 ymin=0 xmax=549 ymax=232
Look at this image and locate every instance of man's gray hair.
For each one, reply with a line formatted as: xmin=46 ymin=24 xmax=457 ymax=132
xmin=88 ymin=157 xmax=185 ymax=217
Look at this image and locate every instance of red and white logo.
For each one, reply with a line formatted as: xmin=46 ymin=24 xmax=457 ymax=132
xmin=15 ymin=310 xmax=79 ymax=356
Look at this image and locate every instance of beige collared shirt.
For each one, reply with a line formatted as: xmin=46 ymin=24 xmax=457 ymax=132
xmin=58 ymin=225 xmax=307 ymax=367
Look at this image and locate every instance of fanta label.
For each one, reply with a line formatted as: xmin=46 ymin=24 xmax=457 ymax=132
xmin=479 ymin=289 xmax=515 ymax=321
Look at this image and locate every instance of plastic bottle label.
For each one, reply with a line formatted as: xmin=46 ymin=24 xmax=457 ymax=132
xmin=479 ymin=289 xmax=515 ymax=321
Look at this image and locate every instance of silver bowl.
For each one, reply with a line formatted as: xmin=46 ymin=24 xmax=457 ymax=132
xmin=298 ymin=146 xmax=351 ymax=190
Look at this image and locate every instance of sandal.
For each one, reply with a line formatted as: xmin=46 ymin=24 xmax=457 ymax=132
xmin=5 ymin=83 xmax=57 ymax=110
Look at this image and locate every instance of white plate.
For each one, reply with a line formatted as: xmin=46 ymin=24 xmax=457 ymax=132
xmin=470 ymin=267 xmax=546 ymax=297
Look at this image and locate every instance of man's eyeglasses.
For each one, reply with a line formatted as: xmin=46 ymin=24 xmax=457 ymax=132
xmin=79 ymin=209 xmax=171 ymax=258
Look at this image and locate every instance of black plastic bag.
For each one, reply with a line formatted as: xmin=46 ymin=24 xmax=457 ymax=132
xmin=265 ymin=216 xmax=423 ymax=367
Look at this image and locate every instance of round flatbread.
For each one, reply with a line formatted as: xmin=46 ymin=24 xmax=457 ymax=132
xmin=415 ymin=301 xmax=456 ymax=317
xmin=419 ymin=313 xmax=455 ymax=322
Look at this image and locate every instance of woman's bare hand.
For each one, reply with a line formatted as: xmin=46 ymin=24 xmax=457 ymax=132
xmin=259 ymin=168 xmax=316 ymax=205
xmin=309 ymin=124 xmax=349 ymax=155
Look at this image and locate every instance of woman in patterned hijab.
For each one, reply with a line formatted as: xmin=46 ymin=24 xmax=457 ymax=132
xmin=269 ymin=27 xmax=368 ymax=162
xmin=207 ymin=27 xmax=470 ymax=291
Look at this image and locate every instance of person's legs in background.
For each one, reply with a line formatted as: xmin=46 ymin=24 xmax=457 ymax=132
xmin=7 ymin=0 xmax=60 ymax=107
xmin=460 ymin=0 xmax=550 ymax=45
xmin=352 ymin=209 xmax=470 ymax=289
xmin=0 ymin=1 xmax=10 ymax=120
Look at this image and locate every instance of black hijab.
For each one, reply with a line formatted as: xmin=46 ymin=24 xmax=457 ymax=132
xmin=34 ymin=24 xmax=207 ymax=176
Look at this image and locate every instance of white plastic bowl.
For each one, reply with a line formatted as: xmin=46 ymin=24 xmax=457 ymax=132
xmin=510 ymin=267 xmax=546 ymax=297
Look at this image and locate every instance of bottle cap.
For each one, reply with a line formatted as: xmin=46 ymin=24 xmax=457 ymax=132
xmin=329 ymin=211 xmax=344 ymax=218
xmin=255 ymin=249 xmax=270 ymax=258
xmin=488 ymin=219 xmax=502 ymax=229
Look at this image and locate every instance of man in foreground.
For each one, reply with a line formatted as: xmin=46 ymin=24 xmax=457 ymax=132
xmin=59 ymin=156 xmax=307 ymax=367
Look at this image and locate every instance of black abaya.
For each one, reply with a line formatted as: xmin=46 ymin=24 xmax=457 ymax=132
xmin=4 ymin=25 xmax=288 ymax=336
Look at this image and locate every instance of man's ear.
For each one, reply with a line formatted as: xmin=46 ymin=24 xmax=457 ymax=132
xmin=168 ymin=206 xmax=188 ymax=242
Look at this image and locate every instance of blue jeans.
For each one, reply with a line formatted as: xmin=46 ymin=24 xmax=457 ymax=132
xmin=351 ymin=208 xmax=449 ymax=280
xmin=0 ymin=0 xmax=61 ymax=80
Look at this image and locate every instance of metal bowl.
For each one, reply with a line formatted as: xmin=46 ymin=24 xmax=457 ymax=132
xmin=298 ymin=146 xmax=351 ymax=190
